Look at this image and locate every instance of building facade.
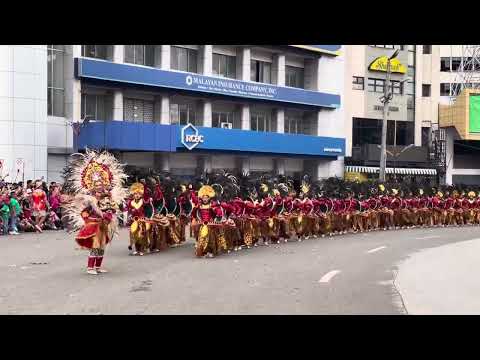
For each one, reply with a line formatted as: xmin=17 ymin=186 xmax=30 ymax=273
xmin=344 ymin=45 xmax=440 ymax=182
xmin=0 ymin=45 xmax=348 ymax=183
xmin=435 ymin=45 xmax=480 ymax=185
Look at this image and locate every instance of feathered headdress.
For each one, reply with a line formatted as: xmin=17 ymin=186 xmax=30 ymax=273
xmin=198 ymin=185 xmax=216 ymax=199
xmin=130 ymin=182 xmax=144 ymax=195
xmin=61 ymin=149 xmax=128 ymax=232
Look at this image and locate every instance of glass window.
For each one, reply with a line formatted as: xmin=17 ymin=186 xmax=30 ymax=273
xmin=212 ymin=111 xmax=235 ymax=128
xmin=422 ymin=84 xmax=431 ymax=97
xmin=285 ymin=66 xmax=304 ymax=88
xmin=124 ymin=98 xmax=155 ymax=122
xmin=170 ymin=103 xmax=197 ymax=125
xmin=352 ymin=76 xmax=364 ymax=90
xmin=124 ymin=45 xmax=154 ymax=66
xmin=367 ymin=78 xmax=385 ymax=93
xmin=81 ymin=94 xmax=113 ymax=121
xmin=284 ymin=114 xmax=308 ymax=134
xmin=423 ymin=45 xmax=432 ymax=54
xmin=81 ymin=45 xmax=109 ymax=60
xmin=406 ymin=81 xmax=415 ymax=95
xmin=451 ymin=57 xmax=461 ymax=71
xmin=391 ymin=80 xmax=403 ymax=95
xmin=352 ymin=118 xmax=382 ymax=146
xmin=251 ymin=60 xmax=272 ymax=84
xmin=422 ymin=127 xmax=431 ymax=147
xmin=213 ymin=53 xmax=236 ymax=79
xmin=171 ymin=46 xmax=198 ymax=73
xmin=47 ymin=45 xmax=65 ymax=117
xmin=395 ymin=121 xmax=414 ymax=146
xmin=440 ymin=57 xmax=451 ymax=72
xmin=250 ymin=112 xmax=272 ymax=132
xmin=440 ymin=83 xmax=451 ymax=96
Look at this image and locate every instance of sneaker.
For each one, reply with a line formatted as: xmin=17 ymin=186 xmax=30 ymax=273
xmin=87 ymin=268 xmax=98 ymax=275
xmin=96 ymin=268 xmax=108 ymax=274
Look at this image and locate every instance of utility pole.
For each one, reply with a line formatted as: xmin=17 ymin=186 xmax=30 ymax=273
xmin=379 ymin=49 xmax=399 ymax=182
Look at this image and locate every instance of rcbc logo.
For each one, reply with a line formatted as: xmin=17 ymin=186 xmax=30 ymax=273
xmin=181 ymin=123 xmax=204 ymax=150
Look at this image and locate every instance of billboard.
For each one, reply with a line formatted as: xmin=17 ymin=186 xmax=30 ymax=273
xmin=469 ymin=95 xmax=480 ymax=133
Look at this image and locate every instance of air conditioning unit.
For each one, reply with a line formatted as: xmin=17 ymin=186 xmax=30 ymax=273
xmin=221 ymin=122 xmax=232 ymax=129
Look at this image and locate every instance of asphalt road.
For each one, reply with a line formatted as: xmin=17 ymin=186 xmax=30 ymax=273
xmin=0 ymin=225 xmax=478 ymax=314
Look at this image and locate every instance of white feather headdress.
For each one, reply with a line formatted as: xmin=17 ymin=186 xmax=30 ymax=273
xmin=62 ymin=149 xmax=128 ymax=232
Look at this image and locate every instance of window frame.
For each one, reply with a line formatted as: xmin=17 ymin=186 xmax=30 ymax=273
xmin=285 ymin=65 xmax=304 ymax=89
xmin=124 ymin=45 xmax=155 ymax=67
xmin=47 ymin=45 xmax=65 ymax=117
xmin=123 ymin=97 xmax=155 ymax=123
xmin=212 ymin=53 xmax=236 ymax=79
xmin=81 ymin=93 xmax=113 ymax=121
xmin=171 ymin=46 xmax=198 ymax=73
xmin=81 ymin=45 xmax=109 ymax=60
xmin=423 ymin=45 xmax=432 ymax=54
xmin=422 ymin=84 xmax=431 ymax=97
xmin=251 ymin=59 xmax=272 ymax=84
xmin=352 ymin=76 xmax=364 ymax=90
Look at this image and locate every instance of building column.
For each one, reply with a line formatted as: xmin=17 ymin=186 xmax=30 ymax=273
xmin=241 ymin=104 xmax=250 ymax=130
xmin=273 ymin=54 xmax=285 ymax=86
xmin=200 ymin=45 xmax=212 ymax=75
xmin=445 ymin=128 xmax=454 ymax=185
xmin=113 ymin=90 xmax=123 ymax=121
xmin=202 ymin=100 xmax=212 ymax=127
xmin=160 ymin=45 xmax=170 ymax=70
xmin=313 ymin=157 xmax=344 ymax=180
xmin=113 ymin=45 xmax=124 ymax=64
xmin=73 ymin=45 xmax=82 ymax=58
xmin=155 ymin=95 xmax=170 ymax=124
xmin=237 ymin=46 xmax=250 ymax=81
xmin=275 ymin=109 xmax=284 ymax=133
xmin=200 ymin=156 xmax=212 ymax=173
xmin=275 ymin=159 xmax=285 ymax=175
xmin=155 ymin=153 xmax=170 ymax=172
xmin=240 ymin=157 xmax=250 ymax=173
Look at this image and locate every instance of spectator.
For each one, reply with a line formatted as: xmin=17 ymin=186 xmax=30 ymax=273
xmin=9 ymin=191 xmax=21 ymax=235
xmin=0 ymin=196 xmax=10 ymax=235
xmin=19 ymin=197 xmax=35 ymax=232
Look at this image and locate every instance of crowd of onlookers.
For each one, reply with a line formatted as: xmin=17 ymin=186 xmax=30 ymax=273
xmin=0 ymin=179 xmax=64 ymax=236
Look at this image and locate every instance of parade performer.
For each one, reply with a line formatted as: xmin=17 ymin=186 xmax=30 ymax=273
xmin=191 ymin=184 xmax=225 ymax=258
xmin=62 ymin=150 xmax=127 ymax=275
xmin=127 ymin=182 xmax=152 ymax=256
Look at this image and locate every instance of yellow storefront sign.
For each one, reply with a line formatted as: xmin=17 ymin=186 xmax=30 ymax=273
xmin=369 ymin=56 xmax=406 ymax=74
xmin=345 ymin=172 xmax=368 ymax=182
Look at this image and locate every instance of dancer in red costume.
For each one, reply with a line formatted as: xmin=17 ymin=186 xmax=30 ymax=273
xmin=62 ymin=150 xmax=127 ymax=275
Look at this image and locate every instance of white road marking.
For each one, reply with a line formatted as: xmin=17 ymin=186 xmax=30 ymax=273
xmin=319 ymin=270 xmax=341 ymax=283
xmin=415 ymin=235 xmax=441 ymax=240
xmin=366 ymin=246 xmax=387 ymax=254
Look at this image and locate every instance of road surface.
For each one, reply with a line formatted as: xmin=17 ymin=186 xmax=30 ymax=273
xmin=0 ymin=225 xmax=477 ymax=314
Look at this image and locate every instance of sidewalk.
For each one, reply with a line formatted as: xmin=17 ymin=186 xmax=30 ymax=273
xmin=395 ymin=237 xmax=480 ymax=315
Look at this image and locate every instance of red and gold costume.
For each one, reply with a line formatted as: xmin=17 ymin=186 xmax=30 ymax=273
xmin=128 ymin=182 xmax=152 ymax=255
xmin=191 ymin=185 xmax=226 ymax=257
xmin=62 ymin=150 xmax=127 ymax=275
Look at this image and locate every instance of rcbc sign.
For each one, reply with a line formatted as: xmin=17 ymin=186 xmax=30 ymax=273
xmin=181 ymin=124 xmax=204 ymax=150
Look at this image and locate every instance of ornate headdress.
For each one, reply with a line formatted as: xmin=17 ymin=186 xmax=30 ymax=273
xmin=130 ymin=182 xmax=144 ymax=195
xmin=61 ymin=149 xmax=128 ymax=231
xmin=198 ymin=185 xmax=216 ymax=199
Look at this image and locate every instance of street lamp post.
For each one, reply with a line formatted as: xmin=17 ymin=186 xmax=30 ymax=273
xmin=379 ymin=49 xmax=400 ymax=182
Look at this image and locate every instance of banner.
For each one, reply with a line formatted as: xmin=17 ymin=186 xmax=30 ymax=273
xmin=469 ymin=95 xmax=480 ymax=133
